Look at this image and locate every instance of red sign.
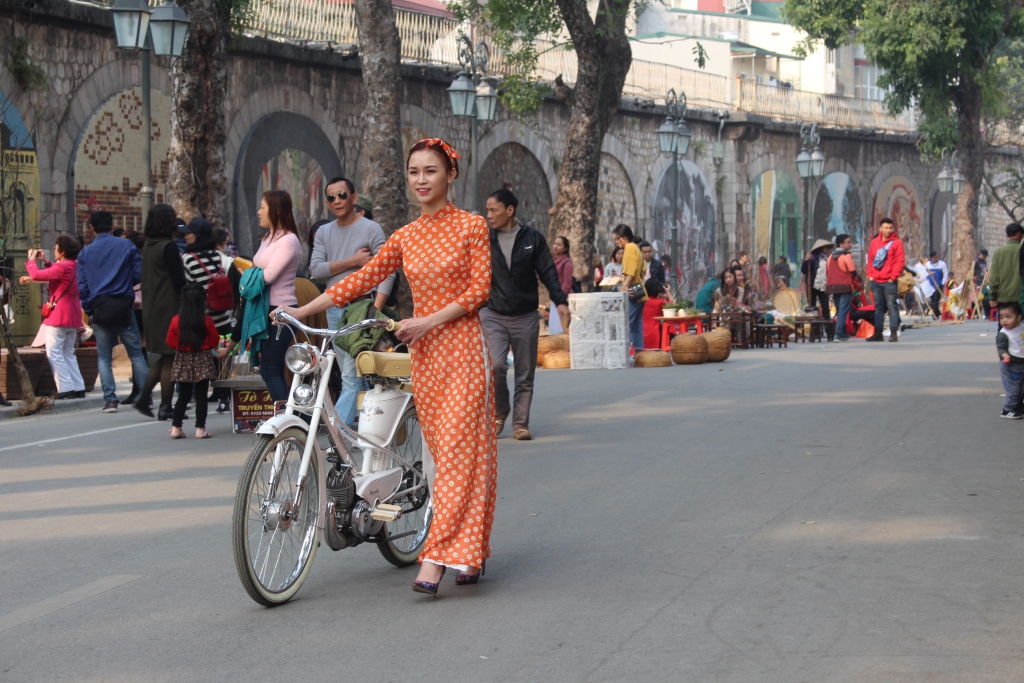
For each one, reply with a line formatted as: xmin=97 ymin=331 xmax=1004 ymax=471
xmin=232 ymin=388 xmax=275 ymax=433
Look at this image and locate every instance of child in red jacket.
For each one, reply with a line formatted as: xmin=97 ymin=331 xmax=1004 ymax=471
xmin=166 ymin=284 xmax=220 ymax=439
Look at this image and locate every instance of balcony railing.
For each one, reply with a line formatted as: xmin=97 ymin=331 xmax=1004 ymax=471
xmin=736 ymin=79 xmax=916 ymax=133
xmin=240 ymin=0 xmax=915 ymax=132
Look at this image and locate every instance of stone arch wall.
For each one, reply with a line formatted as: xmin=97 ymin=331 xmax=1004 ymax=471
xmin=868 ymin=161 xmax=928 ymax=257
xmin=595 ymin=152 xmax=638 ymax=261
xmin=224 ymin=84 xmax=344 ymax=236
xmin=232 ymin=112 xmax=343 ymax=256
xmin=477 ymin=142 xmax=552 ymax=236
xmin=477 ymin=122 xmax=558 ymax=200
xmin=51 ymin=59 xmax=171 ymax=234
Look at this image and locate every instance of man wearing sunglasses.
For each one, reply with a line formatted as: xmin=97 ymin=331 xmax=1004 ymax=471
xmin=309 ymin=176 xmax=395 ymax=427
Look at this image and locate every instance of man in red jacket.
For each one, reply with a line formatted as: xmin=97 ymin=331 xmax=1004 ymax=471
xmin=866 ymin=217 xmax=906 ymax=342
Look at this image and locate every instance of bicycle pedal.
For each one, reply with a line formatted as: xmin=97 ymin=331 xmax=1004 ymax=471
xmin=370 ymin=503 xmax=403 ymax=522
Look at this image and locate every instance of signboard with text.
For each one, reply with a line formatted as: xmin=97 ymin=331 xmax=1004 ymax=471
xmin=232 ymin=388 xmax=276 ymax=433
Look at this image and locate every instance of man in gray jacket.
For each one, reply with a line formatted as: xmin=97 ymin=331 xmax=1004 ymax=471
xmin=309 ymin=177 xmax=395 ymax=427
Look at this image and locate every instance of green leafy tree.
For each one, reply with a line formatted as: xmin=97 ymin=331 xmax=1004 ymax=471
xmin=783 ymin=0 xmax=1024 ymax=279
xmin=451 ymin=0 xmax=643 ymax=283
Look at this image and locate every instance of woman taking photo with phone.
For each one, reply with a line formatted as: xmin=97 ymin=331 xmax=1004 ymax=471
xmin=275 ymin=138 xmax=496 ymax=596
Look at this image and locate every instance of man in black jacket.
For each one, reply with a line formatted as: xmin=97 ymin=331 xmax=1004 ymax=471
xmin=480 ymin=189 xmax=568 ymax=441
xmin=640 ymin=241 xmax=665 ymax=287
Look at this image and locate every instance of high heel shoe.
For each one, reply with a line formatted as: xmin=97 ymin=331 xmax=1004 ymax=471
xmin=412 ymin=566 xmax=446 ymax=596
xmin=456 ymin=560 xmax=485 ymax=586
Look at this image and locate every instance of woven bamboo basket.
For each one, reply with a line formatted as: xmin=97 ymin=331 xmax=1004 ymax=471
xmin=537 ymin=335 xmax=566 ymax=364
xmin=633 ymin=350 xmax=673 ymax=367
xmin=772 ymin=288 xmax=801 ymax=315
xmin=670 ymin=334 xmax=709 ymax=364
xmin=703 ymin=328 xmax=732 ymax=362
xmin=552 ymin=333 xmax=571 ymax=351
xmin=541 ymin=350 xmax=571 ymax=369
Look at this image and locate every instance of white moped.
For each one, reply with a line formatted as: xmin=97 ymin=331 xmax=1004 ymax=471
xmin=231 ymin=310 xmax=430 ymax=607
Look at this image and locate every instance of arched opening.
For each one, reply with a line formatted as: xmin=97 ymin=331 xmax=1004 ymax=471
xmin=751 ymin=170 xmax=800 ymax=285
xmin=477 ymin=142 xmax=552 ymax=236
xmin=813 ymin=172 xmax=865 ymax=259
xmin=233 ymin=112 xmax=343 ymax=257
xmin=872 ymin=175 xmax=924 ymax=260
xmin=596 ymin=153 xmax=637 ymax=262
xmin=654 ymin=159 xmax=716 ymax=299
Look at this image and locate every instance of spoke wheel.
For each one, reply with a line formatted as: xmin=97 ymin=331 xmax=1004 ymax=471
xmin=232 ymin=428 xmax=320 ymax=606
xmin=377 ymin=406 xmax=432 ymax=567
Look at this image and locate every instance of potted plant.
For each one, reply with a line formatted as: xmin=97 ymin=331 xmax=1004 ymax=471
xmin=662 ymin=302 xmax=677 ymax=318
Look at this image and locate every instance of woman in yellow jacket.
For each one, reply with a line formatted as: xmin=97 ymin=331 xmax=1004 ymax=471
xmin=613 ymin=224 xmax=647 ymax=352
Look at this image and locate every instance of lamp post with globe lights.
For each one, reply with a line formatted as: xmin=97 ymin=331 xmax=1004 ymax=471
xmin=447 ymin=35 xmax=497 ymax=213
xmin=936 ymin=148 xmax=966 ymax=261
xmin=796 ymin=123 xmax=825 ymax=255
xmin=110 ymin=0 xmax=190 ymax=216
xmin=656 ymin=88 xmax=691 ymax=297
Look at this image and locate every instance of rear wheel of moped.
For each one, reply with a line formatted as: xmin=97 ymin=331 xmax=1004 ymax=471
xmin=377 ymin=406 xmax=432 ymax=567
xmin=232 ymin=427 xmax=320 ymax=606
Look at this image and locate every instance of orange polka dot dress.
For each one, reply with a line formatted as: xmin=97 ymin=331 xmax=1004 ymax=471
xmin=326 ymin=203 xmax=497 ymax=570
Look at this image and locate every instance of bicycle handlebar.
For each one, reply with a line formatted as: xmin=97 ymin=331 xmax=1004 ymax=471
xmin=272 ymin=309 xmax=402 ymax=342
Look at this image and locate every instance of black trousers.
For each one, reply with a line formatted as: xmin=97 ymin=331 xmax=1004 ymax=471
xmin=173 ymin=380 xmax=209 ymax=429
xmin=811 ymin=288 xmax=830 ymax=318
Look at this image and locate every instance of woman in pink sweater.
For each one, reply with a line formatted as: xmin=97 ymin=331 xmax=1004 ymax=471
xmin=253 ymin=190 xmax=301 ymax=401
xmin=21 ymin=235 xmax=86 ymax=399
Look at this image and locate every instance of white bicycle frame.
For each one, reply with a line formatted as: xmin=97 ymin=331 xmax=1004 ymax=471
xmin=259 ymin=311 xmax=426 ymax=524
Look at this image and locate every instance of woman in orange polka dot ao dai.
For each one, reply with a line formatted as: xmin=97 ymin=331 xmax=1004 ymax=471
xmin=275 ymin=138 xmax=496 ymax=596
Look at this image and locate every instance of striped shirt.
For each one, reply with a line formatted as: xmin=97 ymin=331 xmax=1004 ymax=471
xmin=181 ymin=249 xmax=233 ymax=331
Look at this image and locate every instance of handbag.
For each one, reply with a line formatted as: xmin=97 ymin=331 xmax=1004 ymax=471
xmin=195 ymin=256 xmax=233 ymax=312
xmin=627 ymin=282 xmax=645 ymax=302
xmin=40 ymin=280 xmax=69 ymax=319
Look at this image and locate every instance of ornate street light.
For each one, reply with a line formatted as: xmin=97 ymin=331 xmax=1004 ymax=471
xmin=796 ymin=123 xmax=826 ymax=257
xmin=111 ymin=0 xmax=151 ymax=52
xmin=110 ymin=0 xmax=190 ymax=215
xmin=475 ymin=77 xmax=498 ymax=122
xmin=446 ymin=35 xmax=493 ymax=213
xmin=658 ymin=88 xmax=689 ymax=298
xmin=939 ymin=148 xmax=964 ymax=261
xmin=150 ymin=0 xmax=191 ymax=59
xmin=447 ymin=71 xmax=477 ymax=119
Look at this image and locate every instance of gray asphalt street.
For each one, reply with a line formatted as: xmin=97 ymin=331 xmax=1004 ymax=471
xmin=2 ymin=323 xmax=1022 ymax=682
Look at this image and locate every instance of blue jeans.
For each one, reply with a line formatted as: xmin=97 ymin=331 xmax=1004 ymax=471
xmin=628 ymin=298 xmax=645 ymax=352
xmin=1001 ymin=362 xmax=1024 ymax=412
xmin=835 ymin=292 xmax=853 ymax=338
xmin=870 ymin=280 xmax=900 ymax=334
xmin=258 ymin=334 xmax=291 ymax=404
xmin=327 ymin=305 xmax=366 ymax=427
xmin=93 ymin=315 xmax=148 ymax=403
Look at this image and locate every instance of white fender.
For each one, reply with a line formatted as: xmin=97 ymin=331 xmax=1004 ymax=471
xmin=256 ymin=414 xmax=309 ymax=438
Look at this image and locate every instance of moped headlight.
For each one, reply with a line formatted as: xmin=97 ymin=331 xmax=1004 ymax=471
xmin=292 ymin=382 xmax=316 ymax=405
xmin=285 ymin=343 xmax=319 ymax=376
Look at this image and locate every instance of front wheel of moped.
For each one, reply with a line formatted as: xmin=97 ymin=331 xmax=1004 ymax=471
xmin=232 ymin=427 xmax=320 ymax=607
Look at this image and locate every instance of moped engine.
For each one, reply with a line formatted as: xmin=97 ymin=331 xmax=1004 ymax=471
xmin=324 ymin=462 xmax=357 ymax=551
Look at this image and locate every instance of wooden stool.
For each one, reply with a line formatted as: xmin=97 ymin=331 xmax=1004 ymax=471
xmin=754 ymin=324 xmax=789 ymax=348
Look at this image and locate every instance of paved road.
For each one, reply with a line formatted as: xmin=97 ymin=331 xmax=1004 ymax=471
xmin=2 ymin=324 xmax=1022 ymax=682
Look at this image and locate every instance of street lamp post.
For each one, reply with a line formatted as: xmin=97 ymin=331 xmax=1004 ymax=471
xmin=447 ymin=35 xmax=497 ymax=214
xmin=796 ymin=123 xmax=825 ymax=255
xmin=937 ymin=148 xmax=965 ymax=262
xmin=111 ymin=0 xmax=190 ymax=217
xmin=656 ymin=88 xmax=691 ymax=298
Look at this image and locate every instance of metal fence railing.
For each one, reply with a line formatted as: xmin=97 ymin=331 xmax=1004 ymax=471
xmin=240 ymin=0 xmax=916 ymax=132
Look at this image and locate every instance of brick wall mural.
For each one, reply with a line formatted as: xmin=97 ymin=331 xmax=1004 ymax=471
xmin=653 ymin=159 xmax=717 ymax=299
xmin=72 ymin=87 xmax=172 ymax=236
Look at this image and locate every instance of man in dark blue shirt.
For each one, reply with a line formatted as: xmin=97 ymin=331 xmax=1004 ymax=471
xmin=78 ymin=211 xmax=149 ymax=413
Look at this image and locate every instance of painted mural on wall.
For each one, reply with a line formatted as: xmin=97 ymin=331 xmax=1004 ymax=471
xmin=72 ymin=88 xmax=172 ymax=235
xmin=751 ymin=170 xmax=800 ymax=284
xmin=256 ymin=149 xmax=328 ymax=269
xmin=478 ymin=142 xmax=552 ymax=237
xmin=872 ymin=175 xmax=924 ymax=258
xmin=595 ymin=153 xmax=638 ymax=264
xmin=0 ymin=89 xmax=42 ymax=344
xmin=812 ymin=172 xmax=865 ymax=260
xmin=653 ymin=159 xmax=715 ymax=299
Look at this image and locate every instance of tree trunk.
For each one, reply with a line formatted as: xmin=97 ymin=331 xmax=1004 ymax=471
xmin=0 ymin=305 xmax=45 ymax=414
xmin=549 ymin=0 xmax=633 ymax=287
xmin=353 ymin=0 xmax=410 ymax=238
xmin=952 ymin=78 xmax=983 ymax=284
xmin=167 ymin=0 xmax=230 ymax=229
xmin=353 ymin=0 xmax=412 ymax=317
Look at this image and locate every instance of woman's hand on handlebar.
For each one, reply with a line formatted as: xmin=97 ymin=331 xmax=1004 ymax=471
xmin=270 ymin=306 xmax=302 ymax=324
xmin=394 ymin=316 xmax=434 ymax=346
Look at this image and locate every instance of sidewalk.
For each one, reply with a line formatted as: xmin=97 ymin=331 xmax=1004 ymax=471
xmin=0 ymin=380 xmax=135 ymax=419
